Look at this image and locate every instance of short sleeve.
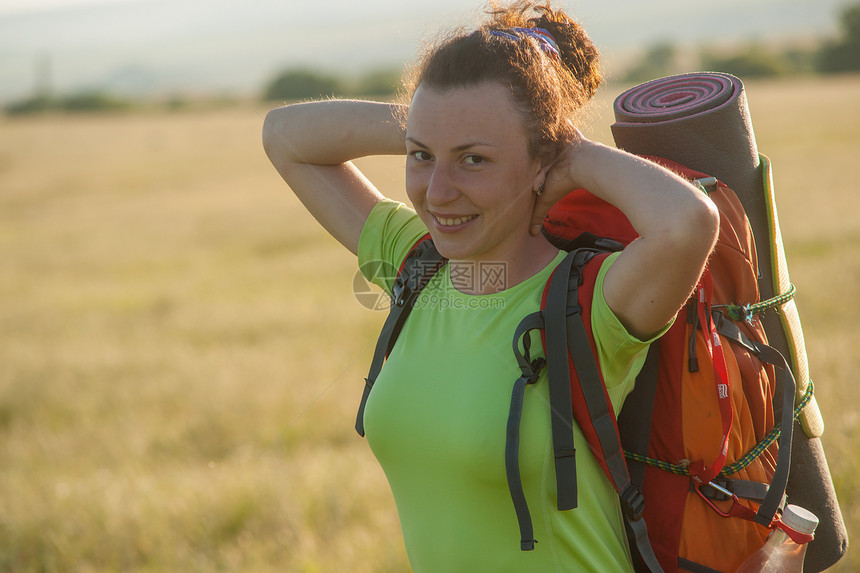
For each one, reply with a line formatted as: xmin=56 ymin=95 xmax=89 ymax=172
xmin=357 ymin=200 xmax=429 ymax=295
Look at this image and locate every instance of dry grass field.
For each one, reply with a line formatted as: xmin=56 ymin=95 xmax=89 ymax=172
xmin=1 ymin=74 xmax=858 ymax=572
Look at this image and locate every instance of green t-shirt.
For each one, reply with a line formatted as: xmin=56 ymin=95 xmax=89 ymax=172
xmin=358 ymin=200 xmax=662 ymax=572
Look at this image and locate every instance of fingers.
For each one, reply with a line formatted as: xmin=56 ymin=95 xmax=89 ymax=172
xmin=528 ymin=129 xmax=587 ymax=235
xmin=530 ymin=192 xmax=553 ymax=235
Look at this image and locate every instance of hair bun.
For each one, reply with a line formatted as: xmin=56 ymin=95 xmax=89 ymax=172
xmin=530 ymin=5 xmax=602 ymax=99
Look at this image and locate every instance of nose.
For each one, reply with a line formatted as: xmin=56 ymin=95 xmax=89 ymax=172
xmin=424 ymin=160 xmax=461 ymax=206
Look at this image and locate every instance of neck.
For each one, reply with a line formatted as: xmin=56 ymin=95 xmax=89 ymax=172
xmin=450 ymin=236 xmax=559 ymax=295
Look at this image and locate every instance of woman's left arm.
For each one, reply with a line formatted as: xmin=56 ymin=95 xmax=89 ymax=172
xmin=534 ymin=134 xmax=720 ymax=340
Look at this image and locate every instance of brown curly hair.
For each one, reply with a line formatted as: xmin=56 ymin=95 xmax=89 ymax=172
xmin=403 ymin=1 xmax=603 ymax=162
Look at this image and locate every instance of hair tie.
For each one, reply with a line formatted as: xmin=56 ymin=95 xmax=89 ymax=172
xmin=489 ymin=27 xmax=560 ymax=60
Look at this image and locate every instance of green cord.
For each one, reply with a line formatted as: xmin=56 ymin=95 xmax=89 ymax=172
xmin=719 ymin=284 xmax=797 ymax=323
xmin=624 ymin=380 xmax=814 ymax=477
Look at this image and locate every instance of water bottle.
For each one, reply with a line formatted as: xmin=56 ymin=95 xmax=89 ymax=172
xmin=735 ymin=504 xmax=818 ymax=572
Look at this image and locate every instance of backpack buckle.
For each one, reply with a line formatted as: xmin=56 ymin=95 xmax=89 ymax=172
xmin=693 ymin=176 xmax=719 ymax=194
xmin=523 ymin=357 xmax=546 ymax=384
xmin=593 ymin=237 xmax=625 ymax=252
xmin=620 ymin=484 xmax=646 ymax=521
xmin=696 ymin=477 xmax=733 ymax=501
xmin=392 ymin=280 xmax=411 ymax=307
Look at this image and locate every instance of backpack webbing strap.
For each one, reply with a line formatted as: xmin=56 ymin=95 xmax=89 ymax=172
xmin=618 ymin=342 xmax=661 ymax=490
xmin=543 ymin=250 xmax=586 ymax=511
xmin=546 ymin=249 xmax=664 ymax=573
xmin=618 ymin=343 xmax=664 ymax=573
xmin=625 ymin=509 xmax=666 ymax=573
xmin=506 ymin=311 xmax=547 ymax=551
xmin=547 ymin=249 xmax=633 ymax=496
xmin=507 ymin=373 xmax=539 ymax=551
xmin=712 ymin=312 xmax=796 ymax=527
xmin=693 ymin=477 xmax=772 ymax=504
xmin=677 ymin=558 xmax=724 ymax=573
xmin=355 ymin=240 xmax=446 ymax=436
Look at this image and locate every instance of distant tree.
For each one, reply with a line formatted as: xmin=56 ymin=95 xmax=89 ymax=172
xmin=5 ymin=91 xmax=130 ymax=115
xmin=61 ymin=91 xmax=130 ymax=112
xmin=5 ymin=95 xmax=55 ymax=115
xmin=700 ymin=44 xmax=789 ymax=78
xmin=621 ymin=43 xmax=679 ymax=83
xmin=354 ymin=68 xmax=403 ymax=98
xmin=263 ymin=69 xmax=345 ymax=101
xmin=781 ymin=47 xmax=817 ymax=75
xmin=817 ymin=2 xmax=860 ymax=73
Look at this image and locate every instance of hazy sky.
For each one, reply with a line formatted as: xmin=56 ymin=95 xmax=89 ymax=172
xmin=0 ymin=0 xmax=144 ymax=14
xmin=0 ymin=0 xmax=846 ymax=103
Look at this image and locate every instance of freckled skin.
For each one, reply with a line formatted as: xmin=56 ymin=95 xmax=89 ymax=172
xmin=404 ymin=83 xmax=559 ymax=290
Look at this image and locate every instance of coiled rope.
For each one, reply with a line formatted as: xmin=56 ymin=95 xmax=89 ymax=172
xmin=625 ymin=380 xmax=814 ymax=477
xmin=716 ymin=283 xmax=797 ymax=323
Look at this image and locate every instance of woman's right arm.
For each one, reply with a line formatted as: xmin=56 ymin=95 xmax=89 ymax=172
xmin=262 ymin=100 xmax=407 ymax=254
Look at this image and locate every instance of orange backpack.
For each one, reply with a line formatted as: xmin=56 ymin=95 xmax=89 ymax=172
xmin=529 ymin=156 xmax=805 ymax=572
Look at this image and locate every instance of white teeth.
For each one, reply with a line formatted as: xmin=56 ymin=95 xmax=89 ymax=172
xmin=437 ymin=215 xmax=476 ymax=227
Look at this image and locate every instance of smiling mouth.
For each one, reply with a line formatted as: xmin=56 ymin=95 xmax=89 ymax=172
xmin=434 ymin=214 xmax=478 ymax=227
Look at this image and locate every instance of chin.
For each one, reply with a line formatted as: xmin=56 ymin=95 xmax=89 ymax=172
xmin=428 ymin=236 xmax=473 ymax=261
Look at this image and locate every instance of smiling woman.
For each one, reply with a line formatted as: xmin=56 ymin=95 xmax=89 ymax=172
xmin=262 ymin=1 xmax=717 ymax=571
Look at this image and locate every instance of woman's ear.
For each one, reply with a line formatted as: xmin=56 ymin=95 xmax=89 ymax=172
xmin=534 ymin=162 xmax=552 ymax=193
xmin=532 ymin=146 xmax=559 ymax=193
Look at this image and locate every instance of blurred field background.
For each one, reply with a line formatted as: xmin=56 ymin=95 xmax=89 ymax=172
xmin=1 ymin=74 xmax=858 ymax=572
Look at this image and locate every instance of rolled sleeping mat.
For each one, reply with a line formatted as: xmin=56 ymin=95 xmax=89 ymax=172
xmin=612 ymin=73 xmax=822 ymax=434
xmin=611 ymin=72 xmax=847 ymax=571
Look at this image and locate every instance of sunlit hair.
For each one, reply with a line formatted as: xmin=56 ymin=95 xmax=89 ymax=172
xmin=402 ymin=1 xmax=603 ymax=162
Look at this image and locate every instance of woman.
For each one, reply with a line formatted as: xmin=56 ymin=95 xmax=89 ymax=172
xmin=263 ymin=2 xmax=719 ymax=570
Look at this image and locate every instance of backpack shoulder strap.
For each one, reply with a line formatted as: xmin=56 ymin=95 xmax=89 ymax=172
xmin=544 ymin=248 xmax=664 ymax=573
xmin=543 ymin=248 xmax=634 ymax=500
xmin=618 ymin=342 xmax=661 ymax=491
xmin=355 ymin=236 xmax=446 ymax=436
xmin=506 ymin=247 xmax=662 ymax=569
xmin=504 ymin=248 xmax=608 ymax=550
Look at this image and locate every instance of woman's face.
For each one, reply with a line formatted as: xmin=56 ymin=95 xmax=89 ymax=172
xmin=405 ymin=82 xmax=545 ymax=264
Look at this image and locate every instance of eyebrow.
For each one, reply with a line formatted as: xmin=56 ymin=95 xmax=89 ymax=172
xmin=405 ymin=137 xmax=497 ymax=152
